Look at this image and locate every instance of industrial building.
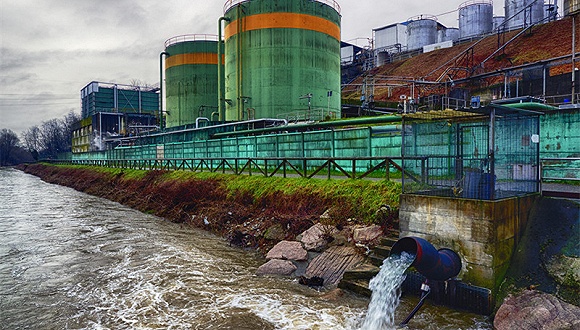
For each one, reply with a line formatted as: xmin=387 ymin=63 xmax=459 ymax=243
xmin=72 ymin=81 xmax=159 ymax=153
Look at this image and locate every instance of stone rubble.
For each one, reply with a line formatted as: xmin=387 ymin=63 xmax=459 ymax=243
xmin=256 ymin=211 xmax=378 ymax=287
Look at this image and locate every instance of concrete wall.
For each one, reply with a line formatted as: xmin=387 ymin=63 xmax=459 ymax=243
xmin=399 ymin=193 xmax=539 ymax=295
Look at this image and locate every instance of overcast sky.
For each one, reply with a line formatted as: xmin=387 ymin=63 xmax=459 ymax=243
xmin=0 ymin=0 xmax=510 ymax=135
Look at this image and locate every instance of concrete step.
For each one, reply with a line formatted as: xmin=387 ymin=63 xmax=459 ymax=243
xmin=372 ymin=245 xmax=392 ymax=258
xmin=337 ymin=278 xmax=371 ymax=297
xmin=369 ymin=253 xmax=385 ymax=267
xmin=342 ymin=263 xmax=379 ymax=281
xmin=380 ymin=236 xmax=399 ymax=247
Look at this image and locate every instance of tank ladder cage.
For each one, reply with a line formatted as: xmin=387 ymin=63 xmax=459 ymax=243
xmin=165 ymin=34 xmax=219 ymax=48
xmin=223 ymin=0 xmax=341 ymax=14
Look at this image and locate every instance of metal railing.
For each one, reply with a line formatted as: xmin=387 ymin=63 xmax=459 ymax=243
xmin=223 ymin=0 xmax=341 ymax=13
xmin=164 ymin=34 xmax=219 ymax=48
xmin=540 ymin=158 xmax=580 ymax=182
xmin=48 ymin=156 xmax=426 ymax=181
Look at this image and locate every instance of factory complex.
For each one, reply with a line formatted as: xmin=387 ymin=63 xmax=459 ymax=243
xmin=59 ymin=0 xmax=580 ymax=312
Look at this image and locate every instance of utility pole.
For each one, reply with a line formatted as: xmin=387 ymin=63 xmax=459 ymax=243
xmin=300 ymin=93 xmax=312 ymax=121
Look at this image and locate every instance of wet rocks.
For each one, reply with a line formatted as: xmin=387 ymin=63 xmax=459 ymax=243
xmin=263 ymin=223 xmax=286 ymax=241
xmin=256 ymin=259 xmax=297 ymax=276
xmin=353 ymin=225 xmax=383 ymax=244
xmin=494 ymin=290 xmax=580 ymax=330
xmin=266 ymin=241 xmax=308 ymax=261
xmin=298 ymin=275 xmax=324 ymax=287
xmin=256 ymin=220 xmax=374 ymax=287
xmin=297 ymin=223 xmax=337 ymax=252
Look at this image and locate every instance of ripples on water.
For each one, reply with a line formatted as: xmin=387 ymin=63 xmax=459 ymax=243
xmin=0 ymin=168 xmax=491 ymax=329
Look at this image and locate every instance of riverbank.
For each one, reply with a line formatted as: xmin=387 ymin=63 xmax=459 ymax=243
xmin=17 ymin=163 xmax=400 ymax=254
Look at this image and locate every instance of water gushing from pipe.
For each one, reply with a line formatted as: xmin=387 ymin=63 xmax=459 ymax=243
xmin=360 ymin=252 xmax=415 ymax=330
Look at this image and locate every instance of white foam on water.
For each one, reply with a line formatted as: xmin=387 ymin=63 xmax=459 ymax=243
xmin=223 ymin=292 xmax=365 ymax=330
xmin=360 ymin=252 xmax=415 ymax=330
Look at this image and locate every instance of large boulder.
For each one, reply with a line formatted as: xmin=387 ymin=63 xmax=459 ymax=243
xmin=353 ymin=225 xmax=383 ymax=244
xmin=265 ymin=240 xmax=308 ymax=261
xmin=256 ymin=259 xmax=297 ymax=276
xmin=494 ymin=290 xmax=580 ymax=330
xmin=298 ymin=223 xmax=337 ymax=252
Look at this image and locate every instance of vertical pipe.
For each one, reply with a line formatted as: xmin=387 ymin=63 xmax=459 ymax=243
xmin=237 ymin=5 xmax=243 ymax=121
xmin=504 ymin=73 xmax=508 ymax=99
xmin=543 ymin=65 xmax=547 ymax=97
xmin=489 ymin=107 xmax=496 ymax=200
xmin=138 ymin=86 xmax=142 ymax=113
xmin=572 ymin=15 xmax=576 ymax=103
xmin=218 ymin=17 xmax=230 ymax=122
xmin=114 ymin=84 xmax=118 ymax=111
xmin=159 ymin=51 xmax=169 ymax=130
xmin=401 ymin=116 xmax=406 ymax=192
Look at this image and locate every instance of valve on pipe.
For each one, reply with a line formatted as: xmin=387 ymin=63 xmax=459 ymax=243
xmin=390 ymin=236 xmax=462 ymax=281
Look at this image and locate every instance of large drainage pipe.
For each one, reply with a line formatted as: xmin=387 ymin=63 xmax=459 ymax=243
xmin=390 ymin=236 xmax=462 ymax=281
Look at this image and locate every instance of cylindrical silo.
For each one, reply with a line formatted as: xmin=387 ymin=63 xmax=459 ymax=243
xmin=406 ymin=16 xmax=438 ymax=51
xmin=222 ymin=0 xmax=342 ymax=122
xmin=544 ymin=3 xmax=558 ymax=21
xmin=438 ymin=27 xmax=460 ymax=43
xmin=505 ymin=0 xmax=545 ymax=30
xmin=493 ymin=16 xmax=506 ymax=30
xmin=459 ymin=1 xmax=494 ymax=39
xmin=164 ymin=35 xmax=220 ymax=128
xmin=563 ymin=0 xmax=580 ymax=15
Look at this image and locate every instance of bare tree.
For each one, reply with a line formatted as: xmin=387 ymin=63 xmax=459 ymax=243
xmin=20 ymin=111 xmax=81 ymax=160
xmin=0 ymin=129 xmax=20 ymax=166
xmin=22 ymin=125 xmax=41 ymax=160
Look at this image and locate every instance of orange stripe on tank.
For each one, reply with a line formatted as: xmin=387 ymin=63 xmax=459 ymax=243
xmin=165 ymin=53 xmax=223 ymax=69
xmin=224 ymin=13 xmax=340 ymax=41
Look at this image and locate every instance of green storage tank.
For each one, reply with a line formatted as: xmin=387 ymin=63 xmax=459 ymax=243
xmin=164 ymin=35 xmax=221 ymax=128
xmin=222 ymin=0 xmax=341 ymax=122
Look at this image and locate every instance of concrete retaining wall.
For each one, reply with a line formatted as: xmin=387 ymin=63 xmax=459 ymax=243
xmin=399 ymin=193 xmax=539 ymax=295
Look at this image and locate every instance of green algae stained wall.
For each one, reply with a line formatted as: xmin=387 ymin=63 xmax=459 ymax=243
xmin=541 ymin=110 xmax=580 ymax=158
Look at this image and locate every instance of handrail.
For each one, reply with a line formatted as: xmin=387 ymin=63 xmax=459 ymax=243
xmin=223 ymin=0 xmax=341 ymax=14
xmin=164 ymin=34 xmax=219 ymax=48
xmin=46 ymin=156 xmax=422 ymax=181
xmin=540 ymin=158 xmax=580 ymax=182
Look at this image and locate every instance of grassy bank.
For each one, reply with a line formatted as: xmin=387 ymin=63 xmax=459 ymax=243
xmin=18 ymin=163 xmax=401 ymax=253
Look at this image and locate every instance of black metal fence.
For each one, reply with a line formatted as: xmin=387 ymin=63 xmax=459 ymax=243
xmin=50 ymin=156 xmax=427 ymax=181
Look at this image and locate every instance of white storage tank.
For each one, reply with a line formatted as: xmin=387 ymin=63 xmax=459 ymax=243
xmin=505 ymin=0 xmax=545 ymax=29
xmin=407 ymin=16 xmax=438 ymax=51
xmin=438 ymin=27 xmax=460 ymax=43
xmin=544 ymin=3 xmax=558 ymax=21
xmin=459 ymin=1 xmax=494 ymax=39
xmin=563 ymin=0 xmax=580 ymax=15
xmin=493 ymin=16 xmax=506 ymax=30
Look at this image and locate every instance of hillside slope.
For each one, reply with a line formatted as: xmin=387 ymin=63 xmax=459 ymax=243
xmin=343 ymin=17 xmax=579 ymax=103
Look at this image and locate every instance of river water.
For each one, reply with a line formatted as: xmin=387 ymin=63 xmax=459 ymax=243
xmin=0 ymin=168 xmax=492 ymax=329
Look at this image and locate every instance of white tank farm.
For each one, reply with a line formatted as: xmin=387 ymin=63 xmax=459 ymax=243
xmin=505 ymin=0 xmax=545 ymax=29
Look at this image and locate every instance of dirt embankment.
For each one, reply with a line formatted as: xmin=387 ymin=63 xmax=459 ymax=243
xmin=18 ymin=164 xmax=400 ymax=254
